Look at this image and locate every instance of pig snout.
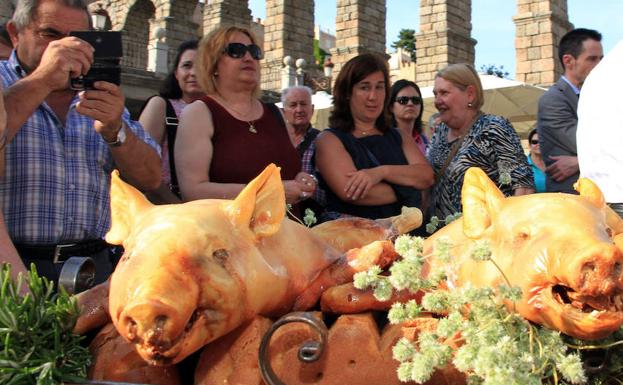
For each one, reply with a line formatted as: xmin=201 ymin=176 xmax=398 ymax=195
xmin=119 ymin=300 xmax=194 ymax=352
xmin=576 ymin=243 xmax=623 ymax=296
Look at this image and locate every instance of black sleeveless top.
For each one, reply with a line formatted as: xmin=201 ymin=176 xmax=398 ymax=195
xmin=320 ymin=128 xmax=421 ymax=220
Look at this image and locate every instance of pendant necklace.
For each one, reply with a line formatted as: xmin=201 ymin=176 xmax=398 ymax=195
xmin=248 ymin=121 xmax=257 ymax=134
xmin=215 ymin=93 xmax=258 ymax=134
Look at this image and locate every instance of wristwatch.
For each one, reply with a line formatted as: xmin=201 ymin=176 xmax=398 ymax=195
xmin=104 ymin=123 xmax=127 ymax=147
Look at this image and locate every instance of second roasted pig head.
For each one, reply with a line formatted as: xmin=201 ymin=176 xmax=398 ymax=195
xmin=106 ymin=164 xmax=301 ymax=365
xmin=428 ymin=168 xmax=623 ymax=340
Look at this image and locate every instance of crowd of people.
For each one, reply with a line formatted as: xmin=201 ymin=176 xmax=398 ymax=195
xmin=0 ymin=0 xmax=615 ymax=288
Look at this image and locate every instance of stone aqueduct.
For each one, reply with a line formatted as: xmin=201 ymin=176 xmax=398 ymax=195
xmin=1 ymin=0 xmax=572 ymax=101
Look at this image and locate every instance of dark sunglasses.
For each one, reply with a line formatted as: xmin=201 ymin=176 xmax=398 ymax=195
xmin=395 ymin=96 xmax=422 ymax=105
xmin=223 ymin=43 xmax=263 ymax=60
xmin=530 ymin=139 xmax=539 ymax=145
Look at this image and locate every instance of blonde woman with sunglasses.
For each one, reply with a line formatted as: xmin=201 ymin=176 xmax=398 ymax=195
xmin=175 ymin=26 xmax=315 ymax=213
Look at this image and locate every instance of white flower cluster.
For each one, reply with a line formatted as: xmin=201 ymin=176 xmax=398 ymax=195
xmin=354 ymin=233 xmax=592 ymax=385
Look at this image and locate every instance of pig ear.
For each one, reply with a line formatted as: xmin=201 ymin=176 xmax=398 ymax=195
xmin=461 ymin=167 xmax=504 ymax=239
xmin=106 ymin=170 xmax=154 ymax=245
xmin=575 ymin=178 xmax=623 ymax=235
xmin=227 ymin=164 xmax=286 ymax=238
xmin=574 ymin=178 xmax=606 ymax=207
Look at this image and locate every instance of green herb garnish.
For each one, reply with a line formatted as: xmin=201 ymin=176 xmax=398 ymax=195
xmin=0 ymin=263 xmax=91 ymax=385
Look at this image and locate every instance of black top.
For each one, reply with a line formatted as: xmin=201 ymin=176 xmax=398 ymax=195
xmin=320 ymin=127 xmax=421 ymax=220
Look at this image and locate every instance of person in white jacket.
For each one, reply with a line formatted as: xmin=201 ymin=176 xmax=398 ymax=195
xmin=577 ymin=40 xmax=623 ymax=217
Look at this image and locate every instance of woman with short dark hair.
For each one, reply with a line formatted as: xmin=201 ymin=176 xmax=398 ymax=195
xmin=315 ymin=53 xmax=434 ymax=220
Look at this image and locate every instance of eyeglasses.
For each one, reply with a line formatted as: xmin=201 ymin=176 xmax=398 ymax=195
xmin=395 ymin=96 xmax=422 ymax=105
xmin=530 ymin=139 xmax=539 ymax=145
xmin=223 ymin=43 xmax=263 ymax=60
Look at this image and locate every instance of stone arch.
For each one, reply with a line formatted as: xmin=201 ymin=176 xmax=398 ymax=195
xmin=118 ymin=0 xmax=155 ymax=69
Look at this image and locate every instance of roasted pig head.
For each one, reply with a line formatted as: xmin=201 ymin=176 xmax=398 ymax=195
xmin=424 ymin=167 xmax=623 ymax=340
xmin=107 ymin=165 xmax=346 ymax=365
xmin=106 ymin=164 xmax=421 ymax=365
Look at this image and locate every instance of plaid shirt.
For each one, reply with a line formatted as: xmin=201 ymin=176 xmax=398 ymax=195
xmin=298 ymin=127 xmax=325 ymax=205
xmin=0 ymin=52 xmax=160 ymax=244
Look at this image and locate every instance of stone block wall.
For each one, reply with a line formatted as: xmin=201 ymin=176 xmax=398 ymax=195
xmin=262 ymin=0 xmax=314 ymax=92
xmin=416 ymin=0 xmax=476 ymax=87
xmin=203 ymin=0 xmax=252 ymax=36
xmin=513 ymin=0 xmax=572 ymax=86
xmin=330 ymin=0 xmax=387 ymax=85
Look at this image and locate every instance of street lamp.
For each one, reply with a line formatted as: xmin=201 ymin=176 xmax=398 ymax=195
xmin=91 ymin=4 xmax=107 ymax=31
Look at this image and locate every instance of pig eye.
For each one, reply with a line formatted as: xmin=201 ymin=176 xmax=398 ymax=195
xmin=606 ymin=227 xmax=613 ymax=238
xmin=515 ymin=229 xmax=530 ymax=241
xmin=213 ymin=249 xmax=229 ymax=265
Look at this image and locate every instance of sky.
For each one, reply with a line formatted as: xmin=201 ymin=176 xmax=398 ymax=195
xmin=248 ymin=0 xmax=623 ymax=80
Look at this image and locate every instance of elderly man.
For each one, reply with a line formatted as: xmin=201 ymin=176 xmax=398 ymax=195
xmin=537 ymin=28 xmax=603 ymax=193
xmin=1 ymin=0 xmax=161 ymax=285
xmin=281 ymin=85 xmax=324 ymax=215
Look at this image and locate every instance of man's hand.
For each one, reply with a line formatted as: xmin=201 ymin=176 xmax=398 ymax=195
xmin=546 ymin=155 xmax=579 ymax=182
xmin=30 ymin=36 xmax=94 ymax=92
xmin=75 ymin=81 xmax=124 ymax=140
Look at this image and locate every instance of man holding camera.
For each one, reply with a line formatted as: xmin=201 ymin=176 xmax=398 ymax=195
xmin=0 ymin=0 xmax=161 ymax=285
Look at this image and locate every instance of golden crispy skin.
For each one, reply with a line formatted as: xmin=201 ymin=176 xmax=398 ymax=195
xmin=320 ymin=282 xmax=423 ymax=314
xmin=424 ymin=168 xmax=623 ymax=340
xmin=106 ymin=165 xmax=422 ymax=365
xmin=73 ymin=280 xmax=110 ymax=335
xmin=311 ymin=206 xmax=422 ymax=254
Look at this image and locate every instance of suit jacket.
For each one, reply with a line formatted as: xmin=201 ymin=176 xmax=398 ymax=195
xmin=536 ymin=77 xmax=579 ymax=193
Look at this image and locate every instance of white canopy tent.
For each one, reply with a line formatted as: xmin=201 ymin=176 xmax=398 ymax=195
xmin=420 ymin=74 xmax=547 ymax=136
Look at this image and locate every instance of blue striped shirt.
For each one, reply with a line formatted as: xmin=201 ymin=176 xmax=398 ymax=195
xmin=0 ymin=52 xmax=160 ymax=244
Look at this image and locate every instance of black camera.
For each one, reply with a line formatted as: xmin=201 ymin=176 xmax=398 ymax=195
xmin=69 ymin=31 xmax=122 ymax=91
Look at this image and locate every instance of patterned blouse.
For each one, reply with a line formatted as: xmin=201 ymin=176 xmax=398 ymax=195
xmin=427 ymin=114 xmax=534 ymax=219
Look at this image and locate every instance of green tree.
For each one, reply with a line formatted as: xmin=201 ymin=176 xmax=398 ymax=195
xmin=313 ymin=39 xmax=329 ymax=70
xmin=391 ymin=28 xmax=417 ymax=62
xmin=480 ymin=64 xmax=510 ymax=78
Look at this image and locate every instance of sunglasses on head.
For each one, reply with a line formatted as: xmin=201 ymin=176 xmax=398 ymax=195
xmin=530 ymin=139 xmax=539 ymax=145
xmin=395 ymin=96 xmax=422 ymax=105
xmin=223 ymin=42 xmax=263 ymax=60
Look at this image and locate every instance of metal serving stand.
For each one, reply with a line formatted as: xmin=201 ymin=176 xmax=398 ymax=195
xmin=258 ymin=311 xmax=329 ymax=385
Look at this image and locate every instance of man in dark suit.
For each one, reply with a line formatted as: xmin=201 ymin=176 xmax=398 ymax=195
xmin=537 ymin=28 xmax=603 ymax=193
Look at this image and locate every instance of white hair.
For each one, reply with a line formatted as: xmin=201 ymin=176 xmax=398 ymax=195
xmin=281 ymin=85 xmax=313 ymax=104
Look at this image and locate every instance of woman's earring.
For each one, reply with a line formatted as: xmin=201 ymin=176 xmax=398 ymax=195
xmin=213 ymin=71 xmax=219 ymax=77
xmin=467 ymin=102 xmax=473 ymax=108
